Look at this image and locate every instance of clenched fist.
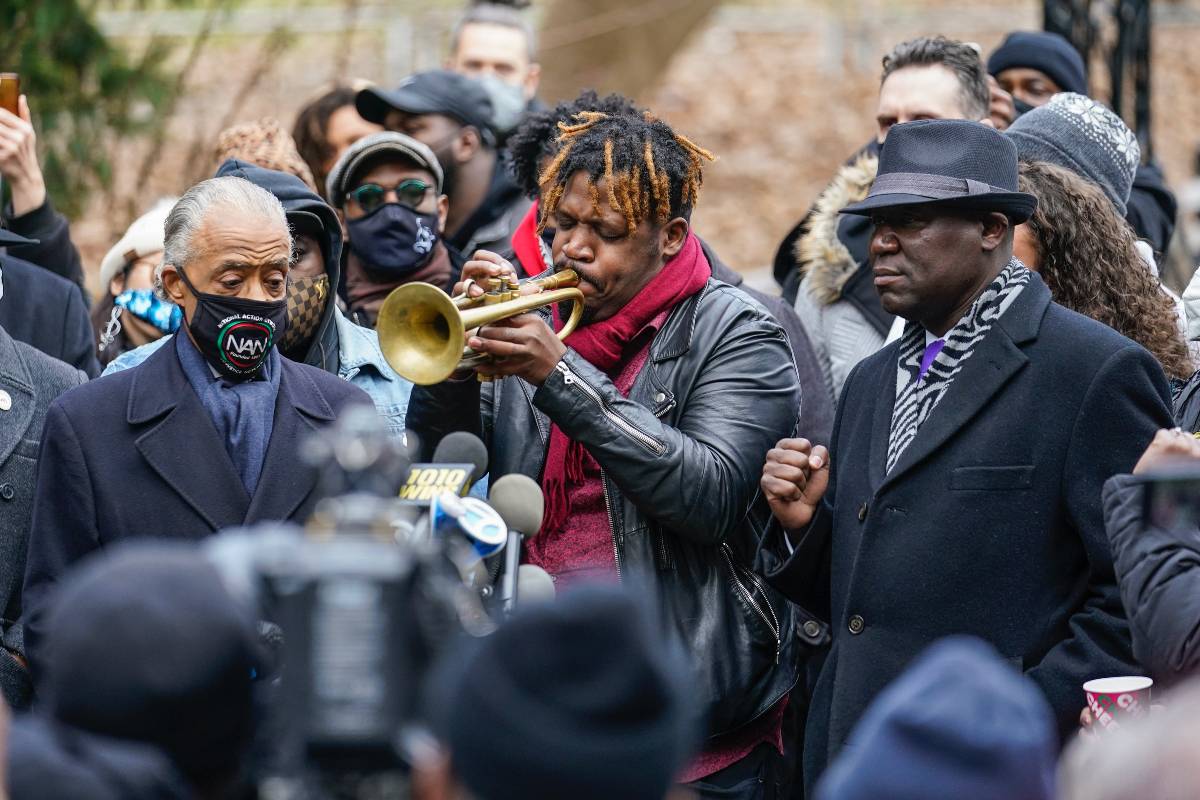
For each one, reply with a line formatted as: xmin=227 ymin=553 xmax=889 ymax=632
xmin=761 ymin=438 xmax=830 ymax=531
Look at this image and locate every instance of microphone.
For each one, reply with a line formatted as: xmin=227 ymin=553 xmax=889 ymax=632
xmin=429 ymin=492 xmax=507 ymax=560
xmin=488 ymin=474 xmax=545 ymax=613
xmin=398 ymin=431 xmax=490 ymax=505
xmin=515 ymin=565 xmax=556 ymax=606
xmin=433 ymin=431 xmax=489 ymax=488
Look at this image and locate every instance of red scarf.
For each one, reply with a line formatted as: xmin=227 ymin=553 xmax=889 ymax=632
xmin=510 ymin=201 xmax=546 ymax=276
xmin=540 ymin=232 xmax=710 ymax=536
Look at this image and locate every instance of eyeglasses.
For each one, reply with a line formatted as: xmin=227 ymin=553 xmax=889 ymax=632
xmin=347 ymin=179 xmax=433 ymax=213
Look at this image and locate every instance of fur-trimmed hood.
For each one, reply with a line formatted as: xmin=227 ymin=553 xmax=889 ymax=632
xmin=796 ymin=154 xmax=878 ymax=305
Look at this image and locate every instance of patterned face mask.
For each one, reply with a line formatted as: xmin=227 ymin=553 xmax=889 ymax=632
xmin=280 ymin=274 xmax=330 ymax=353
xmin=114 ymin=288 xmax=183 ymax=334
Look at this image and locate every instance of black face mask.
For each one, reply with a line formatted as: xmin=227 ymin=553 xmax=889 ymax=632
xmin=176 ymin=267 xmax=288 ymax=381
xmin=1012 ymin=96 xmax=1036 ymax=118
xmin=346 ymin=202 xmax=441 ymax=277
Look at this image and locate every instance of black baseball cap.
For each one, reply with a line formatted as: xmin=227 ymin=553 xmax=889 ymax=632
xmin=356 ymin=70 xmax=495 ymax=135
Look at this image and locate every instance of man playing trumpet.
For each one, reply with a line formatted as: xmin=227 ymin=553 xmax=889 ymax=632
xmin=406 ymin=110 xmax=811 ymax=797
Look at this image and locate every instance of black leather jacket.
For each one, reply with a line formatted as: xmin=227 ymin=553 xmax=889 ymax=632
xmin=407 ymin=279 xmax=828 ymax=736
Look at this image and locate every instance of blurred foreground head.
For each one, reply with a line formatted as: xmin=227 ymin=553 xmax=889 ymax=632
xmin=8 ymin=716 xmax=191 ymax=800
xmin=414 ymin=585 xmax=697 ymax=800
xmin=1059 ymin=678 xmax=1200 ymax=800
xmin=39 ymin=542 xmax=262 ymax=796
xmin=816 ymin=636 xmax=1057 ymax=800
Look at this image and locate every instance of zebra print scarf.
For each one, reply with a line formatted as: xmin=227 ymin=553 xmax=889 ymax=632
xmin=886 ymin=258 xmax=1030 ymax=474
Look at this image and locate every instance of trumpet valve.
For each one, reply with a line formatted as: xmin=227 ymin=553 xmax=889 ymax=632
xmin=484 ymin=277 xmax=506 ymax=305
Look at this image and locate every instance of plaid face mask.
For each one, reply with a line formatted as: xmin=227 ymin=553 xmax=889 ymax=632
xmin=281 ymin=274 xmax=329 ymax=353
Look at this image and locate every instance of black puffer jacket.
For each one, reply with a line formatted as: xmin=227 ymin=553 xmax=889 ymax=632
xmin=1103 ymin=472 xmax=1200 ymax=686
xmin=407 ymin=279 xmax=827 ymax=736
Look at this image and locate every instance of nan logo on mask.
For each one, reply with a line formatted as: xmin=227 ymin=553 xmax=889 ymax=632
xmin=217 ymin=314 xmax=277 ymax=372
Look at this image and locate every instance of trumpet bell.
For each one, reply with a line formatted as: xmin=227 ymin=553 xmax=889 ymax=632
xmin=376 ymin=282 xmax=466 ymax=386
xmin=376 ymin=269 xmax=585 ymax=386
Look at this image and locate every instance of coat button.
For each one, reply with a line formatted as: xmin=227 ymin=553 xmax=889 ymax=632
xmin=653 ymin=392 xmax=667 ymax=403
xmin=0 ymin=484 xmax=13 ymax=502
xmin=802 ymin=620 xmax=822 ymax=639
xmin=848 ymin=614 xmax=865 ymax=635
xmin=857 ymin=502 xmax=868 ymax=522
xmin=0 ymin=390 xmax=9 ymax=412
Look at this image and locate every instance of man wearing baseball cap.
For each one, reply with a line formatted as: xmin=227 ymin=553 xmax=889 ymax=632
xmin=326 ymin=130 xmax=464 ymax=328
xmin=757 ymin=118 xmax=1173 ymax=790
xmin=357 ymin=71 xmax=530 ymax=259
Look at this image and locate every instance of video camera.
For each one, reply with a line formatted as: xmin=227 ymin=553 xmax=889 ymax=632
xmin=203 ymin=408 xmax=551 ymax=799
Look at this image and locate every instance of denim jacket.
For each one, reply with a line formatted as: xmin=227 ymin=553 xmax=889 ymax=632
xmin=102 ymin=308 xmax=412 ymax=437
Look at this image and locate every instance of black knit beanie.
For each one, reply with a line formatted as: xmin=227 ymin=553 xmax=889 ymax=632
xmin=430 ymin=586 xmax=697 ymax=800
xmin=988 ymin=31 xmax=1088 ymax=96
xmin=41 ymin=542 xmax=263 ymax=786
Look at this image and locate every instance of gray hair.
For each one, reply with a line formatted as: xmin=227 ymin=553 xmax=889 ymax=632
xmin=450 ymin=3 xmax=537 ymax=62
xmin=881 ymin=36 xmax=991 ymax=121
xmin=1059 ymin=678 xmax=1200 ymax=800
xmin=155 ymin=176 xmax=291 ymax=296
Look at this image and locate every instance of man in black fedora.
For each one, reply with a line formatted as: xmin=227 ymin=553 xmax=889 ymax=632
xmin=756 ymin=119 xmax=1174 ymax=790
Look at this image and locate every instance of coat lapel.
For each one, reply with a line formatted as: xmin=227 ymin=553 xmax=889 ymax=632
xmin=0 ymin=330 xmax=36 ymax=467
xmin=866 ymin=350 xmax=897 ymax=491
xmin=245 ymin=361 xmax=336 ymax=524
xmin=131 ymin=338 xmax=251 ymax=531
xmin=876 ymin=278 xmax=1051 ymax=493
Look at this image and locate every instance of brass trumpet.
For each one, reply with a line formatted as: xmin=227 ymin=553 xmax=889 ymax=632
xmin=376 ymin=269 xmax=585 ymax=385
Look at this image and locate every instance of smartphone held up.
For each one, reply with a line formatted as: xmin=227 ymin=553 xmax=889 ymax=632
xmin=0 ymin=73 xmax=18 ymax=117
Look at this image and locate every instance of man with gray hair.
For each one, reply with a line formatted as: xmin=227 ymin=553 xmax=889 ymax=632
xmin=20 ymin=175 xmax=372 ymax=682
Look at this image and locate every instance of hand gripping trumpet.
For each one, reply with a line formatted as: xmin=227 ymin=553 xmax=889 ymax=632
xmin=375 ymin=270 xmax=585 ymax=385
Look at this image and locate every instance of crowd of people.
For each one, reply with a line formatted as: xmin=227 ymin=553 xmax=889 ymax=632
xmin=4 ymin=2 xmax=1200 ymax=798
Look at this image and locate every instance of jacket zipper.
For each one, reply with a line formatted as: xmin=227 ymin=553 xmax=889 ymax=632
xmin=601 ymin=472 xmax=622 ymax=581
xmin=720 ymin=543 xmax=781 ymax=664
xmin=555 ymin=361 xmax=666 ymax=455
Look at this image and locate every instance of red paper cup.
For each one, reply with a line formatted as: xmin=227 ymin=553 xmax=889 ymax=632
xmin=1084 ymin=676 xmax=1153 ymax=729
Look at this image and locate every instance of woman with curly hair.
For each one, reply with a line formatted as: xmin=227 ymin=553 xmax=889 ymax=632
xmin=1016 ymin=159 xmax=1193 ymax=380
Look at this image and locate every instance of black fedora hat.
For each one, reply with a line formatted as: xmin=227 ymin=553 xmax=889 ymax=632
xmin=843 ymin=119 xmax=1038 ymax=223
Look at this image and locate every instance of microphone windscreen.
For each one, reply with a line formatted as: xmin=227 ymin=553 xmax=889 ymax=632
xmin=433 ymin=431 xmax=489 ymax=483
xmin=515 ymin=564 xmax=556 ymax=606
xmin=402 ymin=428 xmax=423 ymax=462
xmin=488 ymin=474 xmax=545 ymax=536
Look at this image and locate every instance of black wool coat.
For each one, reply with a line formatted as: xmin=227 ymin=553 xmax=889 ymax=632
xmin=759 ymin=274 xmax=1173 ymax=790
xmin=0 ymin=255 xmax=98 ymax=377
xmin=21 ymin=336 xmax=373 ymax=680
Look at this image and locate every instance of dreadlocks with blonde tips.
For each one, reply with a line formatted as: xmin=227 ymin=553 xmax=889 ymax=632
xmin=536 ymin=111 xmax=715 ymax=235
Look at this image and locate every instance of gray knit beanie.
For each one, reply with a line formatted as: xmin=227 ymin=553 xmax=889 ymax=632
xmin=1006 ymin=92 xmax=1140 ymax=215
